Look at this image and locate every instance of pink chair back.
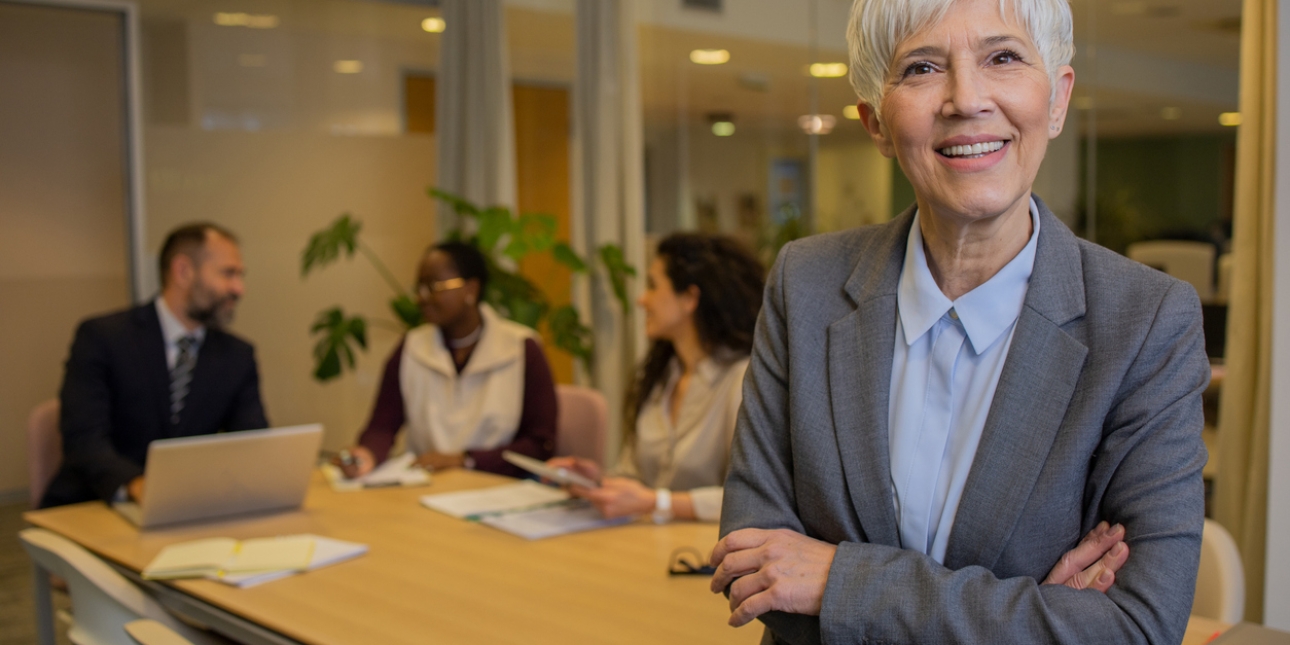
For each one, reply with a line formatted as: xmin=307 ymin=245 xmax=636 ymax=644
xmin=555 ymin=385 xmax=607 ymax=468
xmin=27 ymin=399 xmax=61 ymax=508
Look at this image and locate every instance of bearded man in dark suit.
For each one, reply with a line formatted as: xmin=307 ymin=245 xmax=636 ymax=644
xmin=41 ymin=223 xmax=269 ymax=508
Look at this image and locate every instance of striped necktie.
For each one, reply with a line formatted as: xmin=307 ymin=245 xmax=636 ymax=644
xmin=170 ymin=335 xmax=197 ymax=426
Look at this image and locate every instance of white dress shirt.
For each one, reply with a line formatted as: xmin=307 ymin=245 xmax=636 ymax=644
xmin=887 ymin=200 xmax=1040 ymax=563
xmin=614 ymin=352 xmax=748 ymax=522
xmin=155 ymin=298 xmax=205 ymax=370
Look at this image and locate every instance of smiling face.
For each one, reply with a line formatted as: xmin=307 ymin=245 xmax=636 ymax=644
xmin=858 ymin=0 xmax=1074 ymax=226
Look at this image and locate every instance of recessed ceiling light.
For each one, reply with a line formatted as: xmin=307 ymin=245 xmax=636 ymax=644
xmin=809 ymin=63 xmax=848 ymax=78
xmin=843 ymin=105 xmax=861 ymax=120
xmin=334 ymin=60 xmax=364 ymax=74
xmin=214 ymin=12 xmax=279 ymax=28
xmin=798 ymin=114 xmax=837 ymax=135
xmin=421 ymin=17 xmax=445 ymax=33
xmin=690 ymin=49 xmax=730 ymax=65
xmin=1219 ymin=112 xmax=1241 ymax=126
xmin=712 ymin=121 xmax=736 ymax=137
xmin=1160 ymin=106 xmax=1183 ymax=120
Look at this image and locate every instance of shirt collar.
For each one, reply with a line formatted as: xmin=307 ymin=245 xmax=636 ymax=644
xmin=897 ymin=198 xmax=1041 ymax=355
xmin=155 ymin=298 xmax=206 ymax=346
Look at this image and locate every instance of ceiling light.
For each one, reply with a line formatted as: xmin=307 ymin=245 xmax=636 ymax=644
xmin=214 ymin=12 xmax=279 ymax=28
xmin=421 ymin=17 xmax=445 ymax=33
xmin=1219 ymin=112 xmax=1242 ymax=126
xmin=334 ymin=60 xmax=364 ymax=74
xmin=238 ymin=54 xmax=267 ymax=68
xmin=843 ymin=105 xmax=861 ymax=120
xmin=810 ymin=63 xmax=848 ymax=78
xmin=690 ymin=49 xmax=730 ymax=65
xmin=798 ymin=114 xmax=837 ymax=135
xmin=1160 ymin=106 xmax=1183 ymax=120
xmin=712 ymin=121 xmax=736 ymax=137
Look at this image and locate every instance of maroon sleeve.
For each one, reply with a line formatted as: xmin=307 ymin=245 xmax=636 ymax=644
xmin=356 ymin=339 xmax=407 ymax=464
xmin=469 ymin=338 xmax=558 ymax=477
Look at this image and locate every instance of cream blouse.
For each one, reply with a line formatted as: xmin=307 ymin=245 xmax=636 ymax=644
xmin=613 ymin=352 xmax=749 ymax=522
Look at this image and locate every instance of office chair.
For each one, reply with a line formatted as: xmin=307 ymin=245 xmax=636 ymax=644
xmin=1126 ymin=240 xmax=1216 ymax=302
xmin=20 ymin=528 xmax=224 ymax=645
xmin=1193 ymin=518 xmax=1245 ymax=624
xmin=27 ymin=399 xmax=60 ymax=508
xmin=555 ymin=385 xmax=608 ymax=468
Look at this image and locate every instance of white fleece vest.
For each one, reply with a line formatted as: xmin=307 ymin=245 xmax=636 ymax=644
xmin=399 ymin=304 xmax=537 ymax=456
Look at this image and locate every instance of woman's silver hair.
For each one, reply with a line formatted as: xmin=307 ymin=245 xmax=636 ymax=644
xmin=847 ymin=0 xmax=1074 ymax=114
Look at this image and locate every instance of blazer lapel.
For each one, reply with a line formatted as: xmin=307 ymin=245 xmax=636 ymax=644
xmin=133 ymin=303 xmax=174 ymax=435
xmin=827 ymin=208 xmax=914 ymax=548
xmin=943 ymin=197 xmax=1090 ymax=570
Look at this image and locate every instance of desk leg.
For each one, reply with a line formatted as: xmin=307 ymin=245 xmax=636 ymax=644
xmin=31 ymin=562 xmax=55 ymax=645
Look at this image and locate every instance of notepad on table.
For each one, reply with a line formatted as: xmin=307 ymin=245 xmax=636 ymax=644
xmin=321 ymin=452 xmax=431 ymax=492
xmin=419 ymin=481 xmax=632 ymax=539
xmin=143 ymin=535 xmax=316 ymax=580
xmin=215 ymin=535 xmax=369 ymax=588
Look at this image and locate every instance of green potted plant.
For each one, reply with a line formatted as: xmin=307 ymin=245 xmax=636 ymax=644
xmin=301 ymin=188 xmax=634 ymax=381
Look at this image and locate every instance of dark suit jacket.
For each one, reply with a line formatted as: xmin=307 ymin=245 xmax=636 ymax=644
xmin=41 ymin=301 xmax=269 ymax=507
xmin=721 ymin=197 xmax=1209 ymax=644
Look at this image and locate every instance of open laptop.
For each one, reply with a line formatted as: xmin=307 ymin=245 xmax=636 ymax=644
xmin=114 ymin=424 xmax=323 ymax=529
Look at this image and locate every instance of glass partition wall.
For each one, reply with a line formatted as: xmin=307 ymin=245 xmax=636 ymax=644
xmin=117 ymin=0 xmax=1240 ymax=450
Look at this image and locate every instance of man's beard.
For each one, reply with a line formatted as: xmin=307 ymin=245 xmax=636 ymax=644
xmin=187 ymin=284 xmax=237 ymax=329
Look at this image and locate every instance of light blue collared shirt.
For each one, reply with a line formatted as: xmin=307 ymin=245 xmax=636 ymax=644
xmin=887 ymin=200 xmax=1040 ymax=563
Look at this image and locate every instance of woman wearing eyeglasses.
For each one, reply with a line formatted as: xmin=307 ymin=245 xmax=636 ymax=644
xmin=336 ymin=241 xmax=557 ymax=478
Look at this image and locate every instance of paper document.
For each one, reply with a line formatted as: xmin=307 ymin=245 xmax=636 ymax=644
xmin=144 ymin=535 xmax=315 ymax=580
xmin=480 ymin=499 xmax=633 ymax=540
xmin=321 ymin=452 xmax=431 ymax=492
xmin=419 ymin=480 xmax=570 ymax=519
xmin=215 ymin=535 xmax=369 ymax=588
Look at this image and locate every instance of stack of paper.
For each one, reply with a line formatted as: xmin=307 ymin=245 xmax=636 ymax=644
xmin=142 ymin=534 xmax=367 ymax=588
xmin=321 ymin=452 xmax=431 ymax=492
xmin=419 ymin=481 xmax=632 ymax=539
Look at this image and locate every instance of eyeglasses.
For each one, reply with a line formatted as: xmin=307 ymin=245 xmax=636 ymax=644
xmin=416 ymin=277 xmax=465 ymax=300
xmin=668 ymin=547 xmax=716 ymax=576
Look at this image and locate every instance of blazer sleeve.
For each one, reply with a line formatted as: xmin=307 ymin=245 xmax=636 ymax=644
xmin=58 ymin=320 xmax=146 ymax=502
xmin=724 ymin=251 xmax=1210 ymax=644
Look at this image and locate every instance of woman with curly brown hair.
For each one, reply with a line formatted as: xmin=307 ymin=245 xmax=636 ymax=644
xmin=548 ymin=232 xmax=764 ymax=522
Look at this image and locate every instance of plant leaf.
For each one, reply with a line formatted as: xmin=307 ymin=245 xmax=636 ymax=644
xmin=598 ymin=244 xmax=637 ymax=314
xmin=389 ymin=295 xmax=422 ymax=329
xmin=302 ymin=214 xmax=362 ymax=277
xmin=549 ymin=305 xmax=593 ymax=370
xmin=552 ymin=243 xmax=587 ymax=273
xmin=428 ymin=188 xmax=480 ymax=217
xmin=476 ymin=206 xmax=514 ymax=253
xmin=308 ymin=307 xmax=369 ymax=382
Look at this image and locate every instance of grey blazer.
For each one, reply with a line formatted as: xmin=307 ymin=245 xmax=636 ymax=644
xmin=721 ymin=197 xmax=1209 ymax=645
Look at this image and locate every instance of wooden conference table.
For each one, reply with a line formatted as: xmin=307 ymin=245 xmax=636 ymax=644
xmin=25 ymin=470 xmax=1228 ymax=645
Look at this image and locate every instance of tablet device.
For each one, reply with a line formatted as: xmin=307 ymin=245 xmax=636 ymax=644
xmin=502 ymin=451 xmax=599 ymax=489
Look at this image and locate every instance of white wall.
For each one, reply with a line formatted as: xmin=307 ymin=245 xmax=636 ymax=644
xmin=0 ymin=2 xmax=133 ymax=499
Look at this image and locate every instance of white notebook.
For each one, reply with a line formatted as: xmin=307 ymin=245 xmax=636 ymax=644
xmin=321 ymin=452 xmax=431 ymax=492
xmin=144 ymin=535 xmax=316 ymax=580
xmin=215 ymin=535 xmax=369 ymax=588
xmin=420 ymin=481 xmax=631 ymax=539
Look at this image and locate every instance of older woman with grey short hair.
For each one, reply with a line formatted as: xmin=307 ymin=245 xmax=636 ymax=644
xmin=709 ymin=0 xmax=1209 ymax=643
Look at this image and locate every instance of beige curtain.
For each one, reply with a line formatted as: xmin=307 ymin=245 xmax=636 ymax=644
xmin=1214 ymin=0 xmax=1277 ymax=624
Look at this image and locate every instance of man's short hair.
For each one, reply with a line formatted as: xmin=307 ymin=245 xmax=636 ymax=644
xmin=158 ymin=223 xmax=238 ymax=287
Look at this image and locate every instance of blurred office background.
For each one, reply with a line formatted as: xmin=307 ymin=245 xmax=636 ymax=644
xmin=3 ymin=0 xmax=1279 ymax=626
